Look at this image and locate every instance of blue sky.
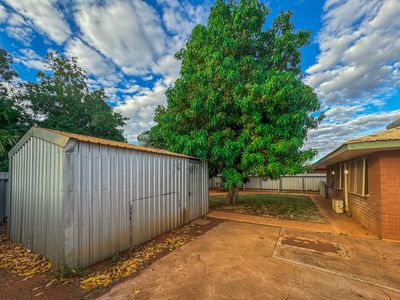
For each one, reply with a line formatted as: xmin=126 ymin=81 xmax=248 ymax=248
xmin=0 ymin=0 xmax=399 ymax=159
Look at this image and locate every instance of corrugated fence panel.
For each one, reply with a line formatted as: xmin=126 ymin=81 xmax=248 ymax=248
xmin=210 ymin=174 xmax=326 ymax=192
xmin=304 ymin=175 xmax=327 ymax=191
xmin=281 ymin=176 xmax=303 ymax=191
xmin=65 ymin=142 xmax=208 ymax=268
xmin=245 ymin=176 xmax=262 ymax=189
xmin=0 ymin=173 xmax=7 ymax=225
xmin=9 ymin=137 xmax=64 ymax=267
xmin=261 ymin=179 xmax=280 ymax=190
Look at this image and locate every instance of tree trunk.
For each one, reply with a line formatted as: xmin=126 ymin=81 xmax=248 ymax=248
xmin=226 ymin=185 xmax=239 ymax=205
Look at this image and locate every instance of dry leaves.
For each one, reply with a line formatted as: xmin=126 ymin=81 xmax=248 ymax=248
xmin=80 ymin=226 xmax=195 ymax=291
xmin=0 ymin=232 xmax=52 ymax=277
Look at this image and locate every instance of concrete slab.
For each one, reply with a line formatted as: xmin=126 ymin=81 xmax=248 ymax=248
xmin=99 ymin=221 xmax=400 ymax=300
xmin=309 ymin=194 xmax=375 ymax=239
xmin=191 ymin=219 xmax=212 ymax=226
xmin=207 ymin=210 xmax=334 ymax=233
xmin=274 ymin=228 xmax=400 ymax=292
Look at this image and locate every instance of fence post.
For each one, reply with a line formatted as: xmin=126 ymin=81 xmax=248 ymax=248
xmin=302 ymin=177 xmax=305 ymax=192
xmin=279 ymin=176 xmax=282 ymax=192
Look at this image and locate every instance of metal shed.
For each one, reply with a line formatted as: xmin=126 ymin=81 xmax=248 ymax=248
xmin=0 ymin=172 xmax=7 ymax=225
xmin=8 ymin=127 xmax=208 ymax=269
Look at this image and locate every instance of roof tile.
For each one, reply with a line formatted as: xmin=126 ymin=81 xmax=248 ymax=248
xmin=346 ymin=126 xmax=400 ymax=144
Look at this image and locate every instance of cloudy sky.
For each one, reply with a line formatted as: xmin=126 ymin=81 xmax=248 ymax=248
xmin=0 ymin=0 xmax=399 ymax=160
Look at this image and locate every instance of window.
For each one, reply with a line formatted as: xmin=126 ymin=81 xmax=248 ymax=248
xmin=349 ymin=158 xmax=368 ymax=196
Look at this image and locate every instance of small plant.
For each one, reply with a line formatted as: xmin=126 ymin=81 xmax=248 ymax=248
xmin=62 ymin=264 xmax=84 ymax=277
xmin=110 ymin=251 xmax=122 ymax=264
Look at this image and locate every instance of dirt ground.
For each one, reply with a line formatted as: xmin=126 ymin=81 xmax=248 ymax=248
xmin=0 ymin=219 xmax=221 ymax=300
xmin=2 ymin=192 xmax=398 ymax=299
xmin=101 ymin=220 xmax=400 ymax=300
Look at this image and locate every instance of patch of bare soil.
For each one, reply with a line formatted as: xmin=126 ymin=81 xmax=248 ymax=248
xmin=0 ymin=218 xmax=221 ymax=300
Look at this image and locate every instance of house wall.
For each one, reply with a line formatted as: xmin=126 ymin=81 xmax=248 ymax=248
xmin=328 ymin=151 xmax=400 ymax=240
xmin=378 ymin=150 xmax=400 ymax=240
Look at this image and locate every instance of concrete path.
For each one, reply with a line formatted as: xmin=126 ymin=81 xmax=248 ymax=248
xmin=208 ymin=191 xmax=375 ymax=239
xmin=207 ymin=210 xmax=334 ymax=233
xmin=309 ymin=194 xmax=375 ymax=239
xmin=99 ymin=221 xmax=400 ymax=300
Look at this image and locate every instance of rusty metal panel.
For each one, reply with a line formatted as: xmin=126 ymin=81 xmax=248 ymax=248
xmin=64 ymin=141 xmax=209 ymax=269
xmin=8 ymin=137 xmax=65 ymax=267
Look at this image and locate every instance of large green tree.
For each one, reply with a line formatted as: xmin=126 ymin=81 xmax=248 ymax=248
xmin=0 ymin=49 xmax=30 ymax=171
xmin=24 ymin=52 xmax=127 ymax=141
xmin=150 ymin=0 xmax=322 ymax=204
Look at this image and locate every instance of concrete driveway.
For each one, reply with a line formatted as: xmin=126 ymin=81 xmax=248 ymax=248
xmin=100 ymin=220 xmax=400 ymax=300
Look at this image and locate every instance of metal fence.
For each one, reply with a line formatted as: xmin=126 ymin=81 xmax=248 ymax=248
xmin=209 ymin=173 xmax=327 ymax=193
xmin=0 ymin=172 xmax=7 ymax=225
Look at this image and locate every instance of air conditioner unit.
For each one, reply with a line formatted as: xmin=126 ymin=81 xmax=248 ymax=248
xmin=332 ymin=199 xmax=344 ymax=214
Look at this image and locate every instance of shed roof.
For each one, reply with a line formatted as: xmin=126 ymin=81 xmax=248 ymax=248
xmin=314 ymin=126 xmax=400 ymax=167
xmin=9 ymin=127 xmax=197 ymax=160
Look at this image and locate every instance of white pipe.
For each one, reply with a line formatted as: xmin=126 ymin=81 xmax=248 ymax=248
xmin=344 ymin=167 xmax=349 ymax=213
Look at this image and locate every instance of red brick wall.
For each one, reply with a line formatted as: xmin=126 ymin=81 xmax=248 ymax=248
xmin=327 ymin=151 xmax=400 ymax=240
xmin=378 ymin=151 xmax=400 ymax=241
xmin=348 ymin=154 xmax=380 ymax=235
xmin=328 ymin=153 xmax=381 ymax=236
xmin=349 ymin=193 xmax=378 ymax=234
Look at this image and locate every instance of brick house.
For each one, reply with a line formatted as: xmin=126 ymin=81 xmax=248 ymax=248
xmin=315 ymin=124 xmax=400 ymax=241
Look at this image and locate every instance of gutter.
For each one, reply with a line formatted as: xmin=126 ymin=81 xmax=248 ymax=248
xmin=314 ymin=140 xmax=400 ymax=167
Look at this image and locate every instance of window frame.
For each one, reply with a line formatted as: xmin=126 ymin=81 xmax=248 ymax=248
xmin=348 ymin=157 xmax=368 ymax=197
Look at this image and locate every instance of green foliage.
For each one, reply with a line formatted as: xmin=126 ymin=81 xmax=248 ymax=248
xmin=23 ymin=52 xmax=127 ymax=142
xmin=0 ymin=49 xmax=30 ymax=171
xmin=150 ymin=0 xmax=322 ymax=189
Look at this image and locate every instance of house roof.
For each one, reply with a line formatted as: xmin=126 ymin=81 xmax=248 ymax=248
xmin=314 ymin=126 xmax=400 ymax=167
xmin=346 ymin=126 xmax=400 ymax=144
xmin=9 ymin=127 xmax=197 ymax=160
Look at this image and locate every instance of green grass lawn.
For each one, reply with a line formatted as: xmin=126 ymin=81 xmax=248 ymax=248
xmin=209 ymin=194 xmax=327 ymax=223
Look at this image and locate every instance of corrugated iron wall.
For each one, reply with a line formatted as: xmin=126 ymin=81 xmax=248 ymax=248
xmin=210 ymin=174 xmax=326 ymax=192
xmin=0 ymin=172 xmax=8 ymax=225
xmin=64 ymin=141 xmax=208 ymax=268
xmin=9 ymin=137 xmax=65 ymax=266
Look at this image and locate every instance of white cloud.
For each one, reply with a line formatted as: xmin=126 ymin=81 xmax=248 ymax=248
xmin=158 ymin=0 xmax=209 ymax=37
xmin=74 ymin=0 xmax=167 ymax=76
xmin=0 ymin=5 xmax=33 ymax=44
xmin=4 ymin=0 xmax=71 ymax=44
xmin=307 ymin=110 xmax=400 ymax=160
xmin=14 ymin=48 xmax=48 ymax=71
xmin=115 ymin=80 xmax=168 ymax=142
xmin=0 ymin=5 xmax=8 ymax=22
xmin=72 ymin=0 xmax=209 ymax=141
xmin=65 ymin=38 xmax=120 ymax=82
xmin=4 ymin=25 xmax=33 ymax=45
xmin=305 ymin=0 xmax=400 ymax=160
xmin=306 ymin=0 xmax=400 ymax=104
